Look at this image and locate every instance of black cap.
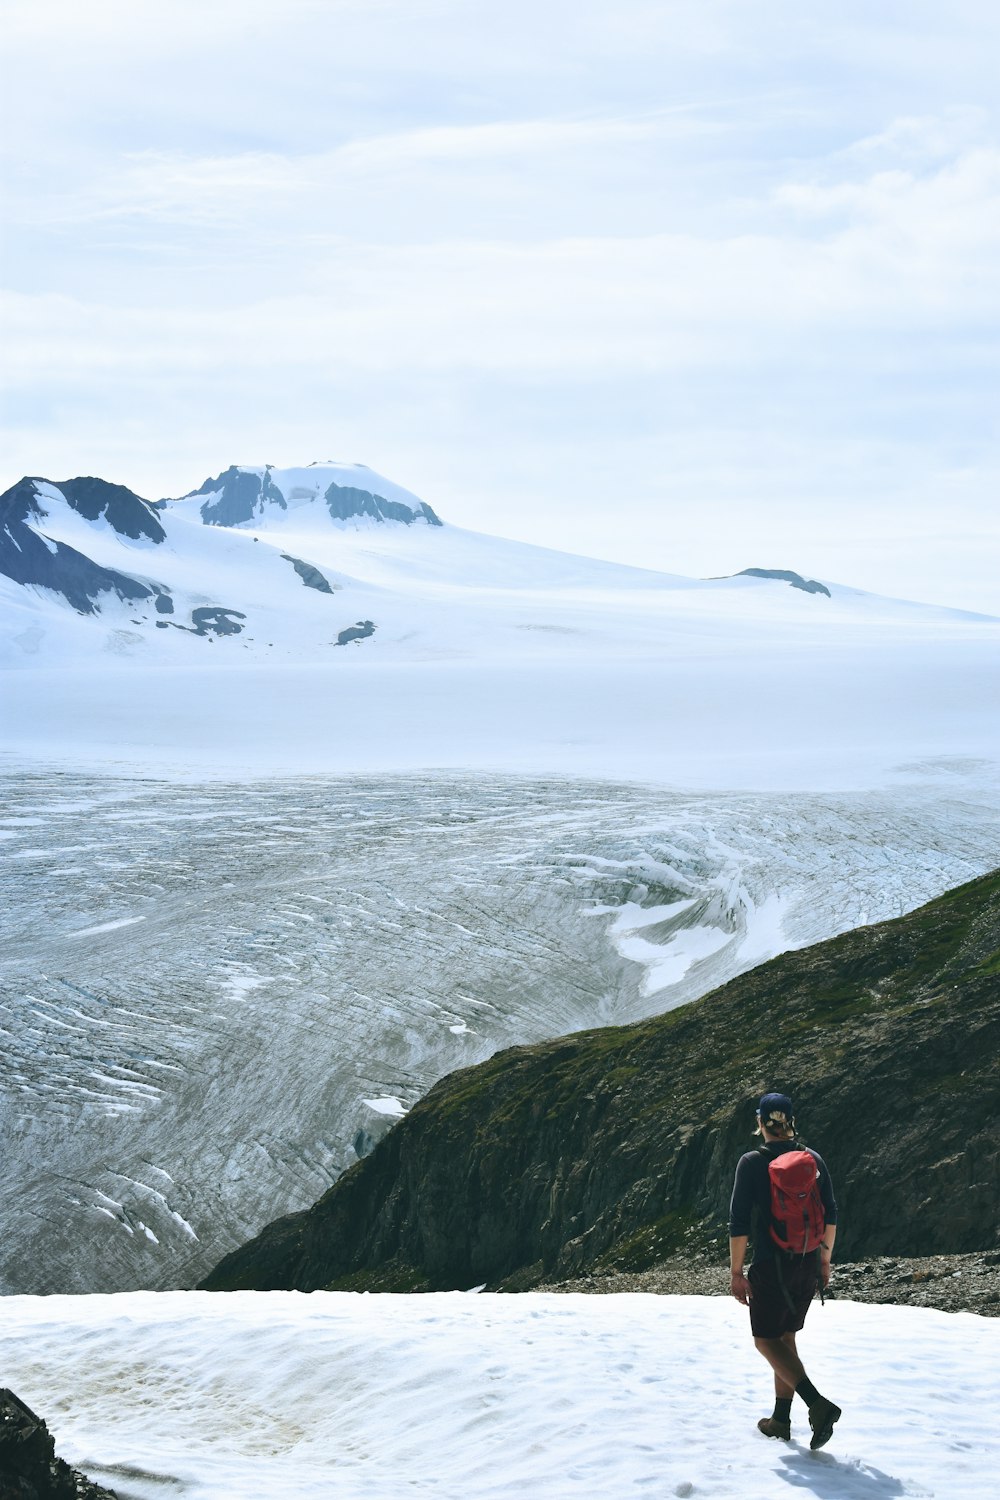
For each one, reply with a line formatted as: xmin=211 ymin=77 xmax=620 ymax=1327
xmin=757 ymin=1092 xmax=794 ymax=1127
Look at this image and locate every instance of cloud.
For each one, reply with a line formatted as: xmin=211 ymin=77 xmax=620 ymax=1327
xmin=5 ymin=171 xmax=999 ymax=392
xmin=15 ymin=105 xmax=723 ymax=233
xmin=4 ymin=7 xmax=1000 ymax=610
xmin=838 ymin=107 xmax=990 ymax=166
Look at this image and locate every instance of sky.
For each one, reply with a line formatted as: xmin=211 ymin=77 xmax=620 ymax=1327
xmin=2 ymin=0 xmax=999 ymax=611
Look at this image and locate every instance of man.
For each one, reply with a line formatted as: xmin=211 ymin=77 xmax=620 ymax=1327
xmin=729 ymin=1091 xmax=841 ymax=1450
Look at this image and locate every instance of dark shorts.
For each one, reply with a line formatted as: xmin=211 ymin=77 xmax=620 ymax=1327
xmin=748 ymin=1255 xmax=818 ymax=1338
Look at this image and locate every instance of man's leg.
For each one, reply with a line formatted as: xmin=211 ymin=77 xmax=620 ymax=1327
xmin=754 ymin=1331 xmax=840 ymax=1450
xmin=773 ymin=1333 xmax=798 ymax=1399
xmin=754 ymin=1334 xmax=806 ymax=1392
xmin=754 ymin=1333 xmax=798 ymax=1439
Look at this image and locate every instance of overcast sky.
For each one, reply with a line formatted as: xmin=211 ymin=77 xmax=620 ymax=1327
xmin=3 ymin=1 xmax=999 ymax=610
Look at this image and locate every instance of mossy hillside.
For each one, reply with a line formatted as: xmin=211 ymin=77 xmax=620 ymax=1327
xmin=202 ymin=869 xmax=1000 ymax=1294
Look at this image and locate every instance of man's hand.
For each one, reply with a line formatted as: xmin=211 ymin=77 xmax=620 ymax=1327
xmin=729 ymin=1235 xmax=751 ymax=1304
xmin=819 ymin=1254 xmax=832 ymax=1289
xmin=730 ymin=1269 xmax=752 ymax=1306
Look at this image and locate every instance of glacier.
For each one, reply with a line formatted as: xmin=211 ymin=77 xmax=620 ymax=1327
xmin=2 ymin=765 xmax=998 ymax=1294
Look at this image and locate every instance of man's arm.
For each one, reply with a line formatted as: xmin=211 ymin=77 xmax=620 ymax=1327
xmin=729 ymin=1234 xmax=751 ymax=1304
xmin=819 ymin=1224 xmax=836 ymax=1288
xmin=728 ymin=1152 xmax=757 ymax=1304
xmin=812 ymin=1149 xmax=838 ymax=1289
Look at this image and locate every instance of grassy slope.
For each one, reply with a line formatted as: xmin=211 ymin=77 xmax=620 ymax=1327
xmin=203 ymin=870 xmax=1000 ymax=1292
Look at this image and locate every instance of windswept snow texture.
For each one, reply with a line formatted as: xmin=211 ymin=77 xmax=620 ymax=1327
xmin=2 ymin=1291 xmax=997 ymax=1499
xmin=2 ymin=767 xmax=999 ymax=1295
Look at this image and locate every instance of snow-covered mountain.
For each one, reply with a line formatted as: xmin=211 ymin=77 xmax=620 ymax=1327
xmin=1 ymin=461 xmax=992 ymax=659
xmin=171 ymin=460 xmax=443 ymax=529
xmin=2 ymin=459 xmax=999 ymax=787
xmin=0 ymin=462 xmax=446 ymax=650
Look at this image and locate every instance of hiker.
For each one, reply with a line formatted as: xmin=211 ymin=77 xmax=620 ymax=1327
xmin=728 ymin=1091 xmax=841 ymax=1450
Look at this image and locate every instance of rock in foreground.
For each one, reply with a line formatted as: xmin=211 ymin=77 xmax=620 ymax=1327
xmin=0 ymin=1389 xmax=117 ymax=1500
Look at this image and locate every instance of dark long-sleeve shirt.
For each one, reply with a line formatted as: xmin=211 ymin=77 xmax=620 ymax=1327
xmin=729 ymin=1139 xmax=838 ymax=1265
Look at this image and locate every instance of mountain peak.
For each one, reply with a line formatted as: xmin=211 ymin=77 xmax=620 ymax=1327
xmin=172 ymin=462 xmax=443 ymax=530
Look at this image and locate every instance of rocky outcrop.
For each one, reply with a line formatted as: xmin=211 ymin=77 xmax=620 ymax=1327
xmin=0 ymin=478 xmax=160 ymax=615
xmin=324 ymin=481 xmax=441 ymax=527
xmin=183 ymin=465 xmax=443 ymax=527
xmin=0 ymin=1389 xmax=117 ymax=1499
xmin=335 ymin=619 xmax=375 ymax=645
xmin=43 ymin=477 xmax=166 ymax=544
xmin=536 ymin=1250 xmax=1000 ymax=1317
xmin=738 ymin=568 xmax=831 ymax=596
xmin=187 ymin=465 xmax=288 ymax=526
xmin=281 ymin=554 xmax=336 ymax=593
xmin=202 ymin=869 xmax=1000 ymax=1294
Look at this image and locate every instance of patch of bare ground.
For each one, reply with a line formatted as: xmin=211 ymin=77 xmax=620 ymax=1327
xmin=534 ymin=1249 xmax=1000 ymax=1316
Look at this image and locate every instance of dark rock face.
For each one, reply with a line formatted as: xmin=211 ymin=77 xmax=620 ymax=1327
xmin=202 ymin=870 xmax=1000 ymax=1294
xmin=0 ymin=478 xmax=156 ymax=615
xmin=324 ymin=481 xmax=441 ymax=527
xmin=0 ymin=1388 xmax=117 ymax=1499
xmin=157 ymin=607 xmax=246 ymax=638
xmin=335 ymin=619 xmax=375 ymax=645
xmin=738 ymin=568 xmax=831 ymax=597
xmin=183 ymin=466 xmax=441 ymax=527
xmin=281 ymin=554 xmax=336 ymax=593
xmin=190 ymin=465 xmax=288 ymax=526
xmin=50 ymin=477 xmax=166 ymax=544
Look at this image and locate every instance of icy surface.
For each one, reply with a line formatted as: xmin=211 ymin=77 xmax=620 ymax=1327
xmin=3 ymin=480 xmax=999 ymax=790
xmin=1 ymin=1290 xmax=996 ymax=1499
xmin=2 ymin=766 xmax=999 ymax=1294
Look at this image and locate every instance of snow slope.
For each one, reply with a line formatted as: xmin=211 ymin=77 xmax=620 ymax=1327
xmin=2 ymin=463 xmax=998 ymax=788
xmin=1 ymin=1290 xmax=996 ymax=1499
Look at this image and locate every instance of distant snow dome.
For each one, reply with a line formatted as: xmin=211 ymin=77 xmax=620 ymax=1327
xmin=176 ymin=463 xmax=443 ymax=529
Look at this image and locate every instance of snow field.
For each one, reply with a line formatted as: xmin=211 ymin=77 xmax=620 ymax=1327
xmin=0 ymin=1292 xmax=996 ymax=1499
xmin=6 ymin=474 xmax=1000 ymax=788
xmin=5 ymin=641 xmax=1000 ymax=788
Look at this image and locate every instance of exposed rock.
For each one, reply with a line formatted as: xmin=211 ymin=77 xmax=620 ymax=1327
xmin=738 ymin=568 xmax=831 ymax=596
xmin=335 ymin=620 xmax=375 ymax=645
xmin=181 ymin=464 xmax=442 ymax=528
xmin=0 ymin=1388 xmax=117 ymax=1499
xmin=158 ymin=607 xmax=246 ymax=637
xmin=535 ymin=1250 xmax=1000 ymax=1316
xmin=280 ymin=554 xmax=336 ymax=593
xmin=324 ymin=480 xmax=441 ymax=527
xmin=0 ymin=478 xmax=157 ymax=615
xmin=189 ymin=465 xmax=288 ymax=526
xmin=46 ymin=477 xmax=165 ymax=544
xmin=202 ymin=869 xmax=1000 ymax=1295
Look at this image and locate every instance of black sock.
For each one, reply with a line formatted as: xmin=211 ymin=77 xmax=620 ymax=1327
xmin=795 ymin=1378 xmax=821 ymax=1406
xmin=772 ymin=1398 xmax=793 ymax=1422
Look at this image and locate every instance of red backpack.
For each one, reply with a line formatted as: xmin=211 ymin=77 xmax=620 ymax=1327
xmin=762 ymin=1147 xmax=826 ymax=1255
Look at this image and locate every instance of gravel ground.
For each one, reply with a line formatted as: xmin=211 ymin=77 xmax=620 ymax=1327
xmin=535 ymin=1250 xmax=1000 ymax=1316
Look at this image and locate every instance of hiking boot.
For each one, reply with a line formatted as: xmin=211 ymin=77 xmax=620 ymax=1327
xmin=757 ymin=1416 xmax=791 ymax=1441
xmin=808 ymin=1396 xmax=842 ymax=1450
